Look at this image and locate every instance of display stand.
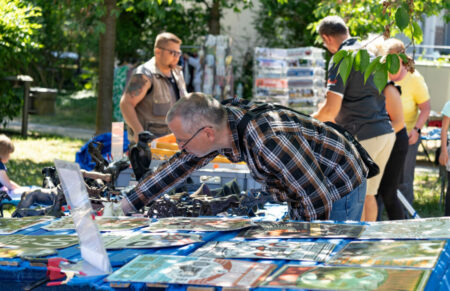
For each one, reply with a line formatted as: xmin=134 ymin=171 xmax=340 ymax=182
xmin=201 ymin=35 xmax=233 ymax=101
xmin=253 ymin=47 xmax=326 ymax=114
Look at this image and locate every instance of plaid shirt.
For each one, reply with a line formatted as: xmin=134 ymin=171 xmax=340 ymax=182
xmin=124 ymin=99 xmax=367 ymax=220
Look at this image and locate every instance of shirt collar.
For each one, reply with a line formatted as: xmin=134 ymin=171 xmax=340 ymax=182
xmin=220 ymin=106 xmax=245 ymax=162
xmin=338 ymin=37 xmax=358 ymax=51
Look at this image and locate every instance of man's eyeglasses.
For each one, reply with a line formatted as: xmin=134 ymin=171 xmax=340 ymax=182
xmin=158 ymin=47 xmax=182 ymax=57
xmin=177 ymin=126 xmax=211 ymax=149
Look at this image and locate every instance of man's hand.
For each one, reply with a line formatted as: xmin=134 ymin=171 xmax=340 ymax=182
xmin=408 ymin=129 xmax=420 ymax=145
xmin=439 ymin=147 xmax=449 ymax=166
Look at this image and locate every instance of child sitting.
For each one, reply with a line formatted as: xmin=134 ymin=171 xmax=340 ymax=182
xmin=0 ymin=134 xmax=20 ymax=191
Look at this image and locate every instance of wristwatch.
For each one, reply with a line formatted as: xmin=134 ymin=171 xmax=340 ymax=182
xmin=413 ymin=126 xmax=421 ymax=134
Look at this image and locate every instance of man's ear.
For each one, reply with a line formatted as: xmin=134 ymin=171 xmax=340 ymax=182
xmin=204 ymin=127 xmax=215 ymax=141
xmin=321 ymin=34 xmax=332 ymax=44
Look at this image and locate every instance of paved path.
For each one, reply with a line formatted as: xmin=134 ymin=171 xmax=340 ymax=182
xmin=4 ymin=121 xmax=95 ymax=140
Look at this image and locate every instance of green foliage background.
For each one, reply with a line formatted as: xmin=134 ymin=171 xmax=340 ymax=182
xmin=0 ymin=0 xmax=41 ymax=126
xmin=0 ymin=0 xmax=448 ymax=123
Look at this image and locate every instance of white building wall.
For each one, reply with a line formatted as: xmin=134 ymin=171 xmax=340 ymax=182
xmin=220 ymin=2 xmax=262 ymax=76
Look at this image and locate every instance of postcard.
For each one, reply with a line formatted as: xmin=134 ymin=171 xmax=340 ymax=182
xmin=42 ymin=216 xmax=149 ymax=231
xmin=328 ymin=240 xmax=446 ymax=269
xmin=238 ymin=221 xmax=364 ymax=239
xmin=0 ymin=216 xmax=52 ymax=234
xmin=143 ymin=217 xmax=254 ymax=232
xmin=102 ymin=233 xmax=202 ymax=249
xmin=360 ymin=217 xmax=450 ymax=239
xmin=262 ymin=265 xmax=430 ymax=291
xmin=0 ymin=247 xmax=56 ymax=258
xmin=190 ymin=240 xmax=335 ymax=262
xmin=0 ymin=234 xmax=79 ymax=249
xmin=106 ymin=254 xmax=277 ymax=287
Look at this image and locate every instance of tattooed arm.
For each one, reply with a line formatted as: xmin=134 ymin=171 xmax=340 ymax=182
xmin=120 ymin=74 xmax=152 ymax=143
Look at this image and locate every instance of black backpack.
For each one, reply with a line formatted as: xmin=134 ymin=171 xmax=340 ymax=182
xmin=233 ymin=102 xmax=379 ymax=179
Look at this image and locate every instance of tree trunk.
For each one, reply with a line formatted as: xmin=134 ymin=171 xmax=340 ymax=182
xmin=208 ymin=0 xmax=221 ymax=35
xmin=96 ymin=0 xmax=117 ymax=135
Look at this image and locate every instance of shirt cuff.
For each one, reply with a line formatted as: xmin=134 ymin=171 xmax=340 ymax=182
xmin=120 ymin=195 xmax=137 ymax=215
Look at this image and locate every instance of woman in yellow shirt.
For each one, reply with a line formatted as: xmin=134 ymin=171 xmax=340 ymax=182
xmin=386 ymin=40 xmax=431 ymax=210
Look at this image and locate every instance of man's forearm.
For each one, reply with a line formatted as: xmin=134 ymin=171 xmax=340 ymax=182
xmin=414 ymin=101 xmax=431 ymax=131
xmin=120 ymin=101 xmax=144 ymax=137
xmin=312 ymin=91 xmax=341 ymax=122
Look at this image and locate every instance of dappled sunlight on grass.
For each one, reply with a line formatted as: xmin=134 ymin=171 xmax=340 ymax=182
xmin=413 ymin=172 xmax=446 ymax=217
xmin=11 ymin=136 xmax=83 ymax=164
xmin=27 ymin=92 xmax=97 ymax=130
xmin=8 ymin=159 xmax=54 ymax=187
xmin=5 ymin=133 xmax=84 ymax=186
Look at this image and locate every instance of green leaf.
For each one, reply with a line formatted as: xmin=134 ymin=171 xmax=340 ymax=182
xmin=373 ymin=67 xmax=388 ymax=94
xmin=412 ymin=22 xmax=423 ymax=44
xmin=333 ymin=50 xmax=347 ymax=65
xmin=395 ymin=7 xmax=409 ymax=31
xmin=353 ymin=51 xmax=361 ymax=71
xmin=387 ymin=54 xmax=400 ymax=75
xmin=364 ymin=56 xmax=381 ymax=84
xmin=359 ymin=49 xmax=370 ymax=73
xmin=399 ymin=53 xmax=409 ymax=64
xmin=338 ymin=55 xmax=352 ymax=86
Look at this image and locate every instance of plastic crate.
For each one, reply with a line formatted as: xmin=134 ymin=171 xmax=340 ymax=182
xmin=150 ymin=134 xmax=246 ymax=165
xmin=189 ymin=168 xmax=249 ymax=191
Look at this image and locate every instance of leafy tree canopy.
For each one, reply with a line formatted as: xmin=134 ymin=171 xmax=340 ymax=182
xmin=0 ymin=0 xmax=42 ymax=126
xmin=254 ymin=0 xmax=319 ymax=48
xmin=309 ymin=0 xmax=448 ymax=93
xmin=310 ymin=0 xmax=448 ymax=46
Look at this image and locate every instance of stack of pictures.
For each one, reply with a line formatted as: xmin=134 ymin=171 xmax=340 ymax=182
xmin=254 ymin=46 xmax=326 ymax=114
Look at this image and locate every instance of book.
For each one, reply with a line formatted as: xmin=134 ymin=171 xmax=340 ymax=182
xmin=102 ymin=232 xmax=202 ymax=249
xmin=0 ymin=234 xmax=79 ymax=249
xmin=0 ymin=247 xmax=56 ymax=258
xmin=328 ymin=240 xmax=446 ymax=269
xmin=238 ymin=221 xmax=364 ymax=239
xmin=360 ymin=217 xmax=450 ymax=239
xmin=143 ymin=217 xmax=254 ymax=232
xmin=0 ymin=216 xmax=52 ymax=234
xmin=106 ymin=254 xmax=277 ymax=287
xmin=262 ymin=265 xmax=430 ymax=290
xmin=42 ymin=216 xmax=149 ymax=231
xmin=190 ymin=240 xmax=334 ymax=262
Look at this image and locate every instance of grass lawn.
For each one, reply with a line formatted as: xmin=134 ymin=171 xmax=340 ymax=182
xmin=27 ymin=90 xmax=97 ymax=130
xmin=413 ymin=170 xmax=447 ymax=218
xmin=3 ymin=130 xmax=84 ymax=186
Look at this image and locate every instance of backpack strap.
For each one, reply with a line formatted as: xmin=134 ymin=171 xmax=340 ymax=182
xmin=235 ymin=103 xmax=377 ymax=178
xmin=236 ymin=104 xmax=274 ymax=153
xmin=236 ymin=103 xmax=311 ymax=153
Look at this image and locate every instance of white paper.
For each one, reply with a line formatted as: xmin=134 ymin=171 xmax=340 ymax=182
xmin=111 ymin=122 xmax=124 ymax=161
xmin=54 ymin=159 xmax=112 ymax=275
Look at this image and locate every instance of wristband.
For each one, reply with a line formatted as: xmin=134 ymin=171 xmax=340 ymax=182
xmin=413 ymin=126 xmax=421 ymax=134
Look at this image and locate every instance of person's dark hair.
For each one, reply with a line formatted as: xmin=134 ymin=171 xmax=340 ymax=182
xmin=317 ymin=16 xmax=348 ymax=36
xmin=166 ymin=93 xmax=227 ymax=133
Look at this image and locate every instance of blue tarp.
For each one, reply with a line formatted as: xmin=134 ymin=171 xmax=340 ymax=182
xmin=75 ymin=132 xmax=129 ymax=170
